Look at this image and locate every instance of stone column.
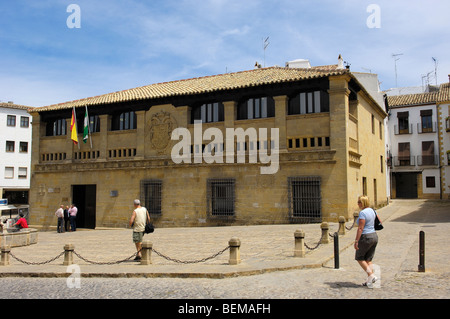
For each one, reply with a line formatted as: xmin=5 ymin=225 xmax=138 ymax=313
xmin=140 ymin=241 xmax=153 ymax=265
xmin=0 ymin=246 xmax=11 ymax=266
xmin=320 ymin=222 xmax=330 ymax=244
xmin=63 ymin=244 xmax=75 ymax=266
xmin=228 ymin=237 xmax=241 ymax=265
xmin=294 ymin=230 xmax=306 ymax=257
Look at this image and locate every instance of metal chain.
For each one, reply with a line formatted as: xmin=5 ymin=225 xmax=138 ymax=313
xmin=72 ymin=250 xmax=139 ymax=265
xmin=152 ymin=246 xmax=230 ymax=264
xmin=9 ymin=251 xmax=65 ymax=265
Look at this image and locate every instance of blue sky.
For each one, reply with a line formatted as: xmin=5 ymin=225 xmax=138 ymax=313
xmin=1 ymin=0 xmax=449 ymax=107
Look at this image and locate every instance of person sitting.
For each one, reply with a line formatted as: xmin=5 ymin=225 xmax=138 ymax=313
xmin=14 ymin=213 xmax=29 ymax=230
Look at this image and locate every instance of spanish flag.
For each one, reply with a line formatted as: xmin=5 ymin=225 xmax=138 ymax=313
xmin=71 ymin=107 xmax=78 ymax=145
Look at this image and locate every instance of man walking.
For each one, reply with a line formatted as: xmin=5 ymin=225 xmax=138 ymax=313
xmin=129 ymin=199 xmax=150 ymax=261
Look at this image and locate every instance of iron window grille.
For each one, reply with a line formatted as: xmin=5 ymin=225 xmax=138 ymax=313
xmin=288 ymin=176 xmax=322 ymax=223
xmin=207 ymin=179 xmax=235 ymax=219
xmin=140 ymin=180 xmax=162 ymax=217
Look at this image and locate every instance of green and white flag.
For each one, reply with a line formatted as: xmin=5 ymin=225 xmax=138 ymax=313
xmin=83 ymin=106 xmax=91 ymax=147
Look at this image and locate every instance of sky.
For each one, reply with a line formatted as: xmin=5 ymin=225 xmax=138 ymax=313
xmin=0 ymin=0 xmax=449 ymax=108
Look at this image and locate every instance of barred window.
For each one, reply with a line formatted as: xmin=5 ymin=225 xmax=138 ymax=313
xmin=207 ymin=179 xmax=235 ymax=218
xmin=288 ymin=176 xmax=321 ymax=223
xmin=140 ymin=180 xmax=162 ymax=216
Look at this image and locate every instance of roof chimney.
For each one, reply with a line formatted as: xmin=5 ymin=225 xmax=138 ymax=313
xmin=337 ymin=54 xmax=345 ymax=69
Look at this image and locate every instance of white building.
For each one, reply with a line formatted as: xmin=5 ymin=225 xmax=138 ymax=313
xmin=387 ymin=79 xmax=450 ymax=199
xmin=0 ymin=102 xmax=33 ymax=206
xmin=437 ymin=82 xmax=450 ymax=199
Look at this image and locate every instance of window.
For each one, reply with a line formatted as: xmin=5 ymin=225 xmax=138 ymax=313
xmin=191 ymin=102 xmax=224 ymax=123
xmin=426 ymin=177 xmax=436 ymax=188
xmin=207 ymin=179 xmax=235 ymax=217
xmin=420 ymin=141 xmax=435 ymax=165
xmin=397 ymin=112 xmax=411 ymax=134
xmin=20 ymin=116 xmax=30 ymax=128
xmin=397 ymin=142 xmax=411 ymax=166
xmin=111 ymin=111 xmax=136 ymax=131
xmin=238 ymin=97 xmax=275 ymax=120
xmin=380 ymin=156 xmax=384 ymax=173
xmin=288 ymin=91 xmax=329 ymax=115
xmin=19 ymin=142 xmax=28 ymax=153
xmin=4 ymin=167 xmax=14 ymax=179
xmin=420 ymin=110 xmax=433 ymax=133
xmin=77 ymin=115 xmax=100 ymax=134
xmin=288 ymin=176 xmax=321 ymax=223
xmin=140 ymin=180 xmax=162 ymax=216
xmin=372 ymin=115 xmax=375 ymax=134
xmin=46 ymin=119 xmax=67 ymax=136
xmin=7 ymin=115 xmax=16 ymax=127
xmin=18 ymin=167 xmax=27 ymax=179
xmin=6 ymin=141 xmax=14 ymax=152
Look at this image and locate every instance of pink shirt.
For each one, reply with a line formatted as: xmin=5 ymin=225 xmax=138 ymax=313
xmin=69 ymin=207 xmax=78 ymax=217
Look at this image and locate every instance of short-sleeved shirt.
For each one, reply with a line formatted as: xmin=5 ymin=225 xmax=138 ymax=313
xmin=357 ymin=207 xmax=376 ymax=235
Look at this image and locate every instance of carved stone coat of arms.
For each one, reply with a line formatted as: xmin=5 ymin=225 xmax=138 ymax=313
xmin=150 ymin=111 xmax=176 ymax=154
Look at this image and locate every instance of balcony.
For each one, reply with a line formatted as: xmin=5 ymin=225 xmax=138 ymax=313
xmin=394 ymin=124 xmax=413 ymax=135
xmin=392 ymin=155 xmax=439 ymax=167
xmin=417 ymin=155 xmax=439 ymax=166
xmin=417 ymin=122 xmax=437 ymax=134
xmin=393 ymin=156 xmax=415 ymax=167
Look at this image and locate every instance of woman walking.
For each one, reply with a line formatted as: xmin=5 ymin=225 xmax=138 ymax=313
xmin=354 ymin=195 xmax=379 ymax=288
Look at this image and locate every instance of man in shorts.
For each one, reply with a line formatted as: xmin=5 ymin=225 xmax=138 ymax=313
xmin=129 ymin=199 xmax=150 ymax=261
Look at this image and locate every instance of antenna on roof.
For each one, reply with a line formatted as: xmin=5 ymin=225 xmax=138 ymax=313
xmin=263 ymin=36 xmax=270 ymax=67
xmin=432 ymin=57 xmax=438 ymax=86
xmin=392 ymin=53 xmax=403 ymax=88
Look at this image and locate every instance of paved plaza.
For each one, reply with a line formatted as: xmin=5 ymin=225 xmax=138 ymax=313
xmin=0 ymin=199 xmax=449 ymax=300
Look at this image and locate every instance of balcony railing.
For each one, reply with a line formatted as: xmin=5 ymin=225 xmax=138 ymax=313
xmin=417 ymin=155 xmax=439 ymax=166
xmin=393 ymin=156 xmax=415 ymax=167
xmin=394 ymin=124 xmax=413 ymax=135
xmin=392 ymin=155 xmax=439 ymax=167
xmin=417 ymin=122 xmax=437 ymax=134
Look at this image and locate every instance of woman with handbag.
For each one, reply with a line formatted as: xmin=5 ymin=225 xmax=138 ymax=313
xmin=354 ymin=195 xmax=379 ymax=288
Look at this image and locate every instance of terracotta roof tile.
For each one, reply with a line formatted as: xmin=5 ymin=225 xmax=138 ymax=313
xmin=387 ymin=92 xmax=438 ymax=107
xmin=33 ymin=66 xmax=349 ymax=112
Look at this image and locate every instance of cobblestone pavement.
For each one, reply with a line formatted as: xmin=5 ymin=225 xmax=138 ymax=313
xmin=0 ymin=199 xmax=449 ymax=300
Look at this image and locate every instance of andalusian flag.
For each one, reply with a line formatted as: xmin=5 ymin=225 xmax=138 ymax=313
xmin=71 ymin=107 xmax=78 ymax=145
xmin=83 ymin=106 xmax=89 ymax=144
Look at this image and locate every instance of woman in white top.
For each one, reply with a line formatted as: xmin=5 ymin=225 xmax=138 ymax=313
xmin=354 ymin=195 xmax=379 ymax=288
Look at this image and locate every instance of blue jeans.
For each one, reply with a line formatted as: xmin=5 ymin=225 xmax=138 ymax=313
xmin=70 ymin=216 xmax=76 ymax=231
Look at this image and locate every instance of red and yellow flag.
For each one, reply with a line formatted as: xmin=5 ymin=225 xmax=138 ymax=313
xmin=71 ymin=107 xmax=78 ymax=145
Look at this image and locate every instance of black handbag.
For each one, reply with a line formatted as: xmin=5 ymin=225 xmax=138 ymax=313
xmin=144 ymin=209 xmax=154 ymax=234
xmin=374 ymin=212 xmax=383 ymax=231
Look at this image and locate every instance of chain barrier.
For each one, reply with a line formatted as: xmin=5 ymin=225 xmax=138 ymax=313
xmin=6 ymin=218 xmax=356 ymax=264
xmin=9 ymin=251 xmax=65 ymax=266
xmin=152 ymin=246 xmax=230 ymax=264
xmin=6 ymin=246 xmax=230 ymax=266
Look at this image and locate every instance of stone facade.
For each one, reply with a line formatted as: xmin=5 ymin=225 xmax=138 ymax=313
xmin=28 ymin=66 xmax=388 ymax=229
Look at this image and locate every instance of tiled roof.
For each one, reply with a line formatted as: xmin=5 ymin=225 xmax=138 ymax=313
xmin=387 ymin=82 xmax=450 ymax=107
xmin=387 ymin=92 xmax=438 ymax=107
xmin=0 ymin=102 xmax=33 ymax=111
xmin=437 ymin=83 xmax=450 ymax=103
xmin=33 ymin=66 xmax=349 ymax=112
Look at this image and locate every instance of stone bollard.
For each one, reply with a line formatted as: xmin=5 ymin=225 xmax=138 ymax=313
xmin=294 ymin=230 xmax=306 ymax=258
xmin=63 ymin=244 xmax=75 ymax=266
xmin=320 ymin=222 xmax=330 ymax=244
xmin=141 ymin=241 xmax=153 ymax=265
xmin=1 ymin=246 xmax=11 ymax=266
xmin=228 ymin=237 xmax=241 ymax=265
xmin=338 ymin=216 xmax=346 ymax=235
xmin=353 ymin=212 xmax=360 ymax=226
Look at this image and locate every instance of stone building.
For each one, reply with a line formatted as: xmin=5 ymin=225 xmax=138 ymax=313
xmin=28 ymin=59 xmax=388 ymax=229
